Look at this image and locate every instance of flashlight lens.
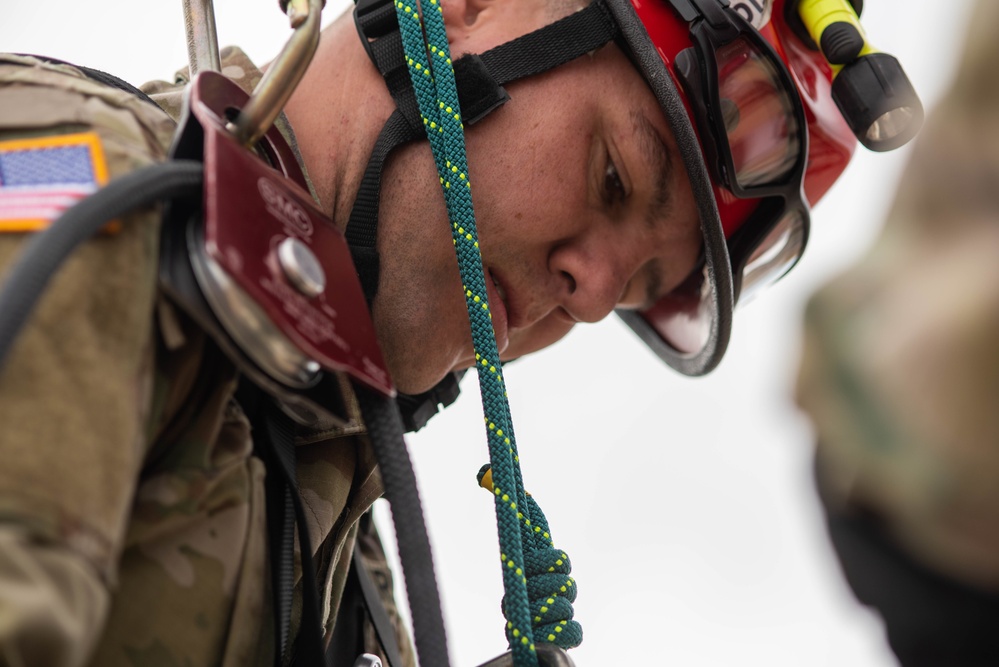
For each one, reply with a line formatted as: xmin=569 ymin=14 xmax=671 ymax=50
xmin=866 ymin=106 xmax=917 ymax=144
xmin=832 ymin=53 xmax=924 ymax=152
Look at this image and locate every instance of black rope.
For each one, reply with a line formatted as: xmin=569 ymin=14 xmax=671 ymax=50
xmin=0 ymin=160 xmax=203 ymax=372
xmin=355 ymin=384 xmax=451 ymax=667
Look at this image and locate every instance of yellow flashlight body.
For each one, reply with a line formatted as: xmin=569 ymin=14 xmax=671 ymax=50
xmin=797 ymin=0 xmax=874 ymax=68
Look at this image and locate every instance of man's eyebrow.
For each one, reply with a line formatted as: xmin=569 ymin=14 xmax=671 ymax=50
xmin=632 ymin=111 xmax=674 ymax=307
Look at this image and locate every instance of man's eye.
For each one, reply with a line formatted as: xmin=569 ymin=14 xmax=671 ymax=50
xmin=604 ymin=160 xmax=626 ymax=205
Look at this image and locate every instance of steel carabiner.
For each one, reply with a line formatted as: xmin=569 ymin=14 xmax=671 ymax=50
xmin=232 ymin=0 xmax=326 ymax=147
xmin=182 ymin=0 xmax=222 ymax=75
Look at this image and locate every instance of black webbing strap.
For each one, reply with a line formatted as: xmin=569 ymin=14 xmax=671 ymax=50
xmin=344 ymin=110 xmax=412 ymax=262
xmin=353 ymin=0 xmax=618 ymax=94
xmin=344 ymin=109 xmax=415 ymax=304
xmin=367 ymin=31 xmax=423 ymax=130
xmin=246 ymin=391 xmax=330 ymax=667
xmin=395 ymin=369 xmax=464 ymax=433
xmin=466 ymin=0 xmax=618 ymax=87
xmin=351 ymin=542 xmax=406 ymax=667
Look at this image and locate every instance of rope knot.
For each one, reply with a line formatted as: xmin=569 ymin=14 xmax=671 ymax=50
xmin=481 ymin=466 xmax=583 ymax=650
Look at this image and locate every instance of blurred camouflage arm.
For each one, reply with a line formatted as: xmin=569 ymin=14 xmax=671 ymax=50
xmin=795 ymin=1 xmax=999 ymax=661
xmin=796 ymin=0 xmax=999 ymax=589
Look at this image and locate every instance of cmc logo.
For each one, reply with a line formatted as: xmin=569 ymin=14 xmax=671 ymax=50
xmin=258 ymin=177 xmax=313 ymax=238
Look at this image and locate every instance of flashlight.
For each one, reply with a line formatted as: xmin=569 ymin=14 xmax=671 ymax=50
xmin=791 ymin=0 xmax=923 ymax=152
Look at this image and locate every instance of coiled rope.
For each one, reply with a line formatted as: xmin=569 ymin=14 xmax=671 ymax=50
xmin=390 ymin=1 xmax=581 ymax=665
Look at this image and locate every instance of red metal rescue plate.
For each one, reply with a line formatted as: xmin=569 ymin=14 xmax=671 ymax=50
xmin=189 ymin=72 xmax=394 ymax=396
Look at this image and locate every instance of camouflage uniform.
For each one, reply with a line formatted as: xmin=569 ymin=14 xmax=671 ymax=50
xmin=796 ymin=0 xmax=999 ymax=660
xmin=0 ymin=49 xmax=413 ymax=667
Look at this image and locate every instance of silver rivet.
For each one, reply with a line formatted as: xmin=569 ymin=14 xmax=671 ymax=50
xmin=277 ymin=237 xmax=326 ymax=298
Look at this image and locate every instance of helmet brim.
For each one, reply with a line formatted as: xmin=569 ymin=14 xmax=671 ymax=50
xmin=605 ymin=0 xmax=735 ymax=376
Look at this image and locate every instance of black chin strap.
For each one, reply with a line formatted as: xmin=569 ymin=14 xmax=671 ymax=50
xmin=347 ymin=0 xmax=618 ymax=430
xmin=345 ymin=0 xmax=619 ymax=302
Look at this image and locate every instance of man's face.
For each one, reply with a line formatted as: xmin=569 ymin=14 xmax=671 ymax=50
xmin=372 ymin=2 xmax=701 ymax=394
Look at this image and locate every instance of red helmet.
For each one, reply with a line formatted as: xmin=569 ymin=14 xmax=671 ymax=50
xmin=611 ymin=0 xmax=861 ymax=375
xmin=354 ymin=0 xmax=919 ymax=412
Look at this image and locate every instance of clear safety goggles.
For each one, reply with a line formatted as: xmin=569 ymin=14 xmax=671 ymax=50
xmin=644 ymin=0 xmax=810 ymax=355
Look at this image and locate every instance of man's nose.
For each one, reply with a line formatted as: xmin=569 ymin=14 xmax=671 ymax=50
xmin=549 ymin=239 xmax=635 ymax=324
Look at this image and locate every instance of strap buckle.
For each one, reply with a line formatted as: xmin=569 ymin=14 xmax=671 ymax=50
xmin=354 ymin=0 xmax=400 ymax=66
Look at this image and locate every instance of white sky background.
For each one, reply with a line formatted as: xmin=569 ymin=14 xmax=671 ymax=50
xmin=1 ymin=1 xmax=978 ymax=665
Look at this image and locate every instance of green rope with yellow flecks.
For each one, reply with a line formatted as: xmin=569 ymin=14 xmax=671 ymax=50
xmin=390 ymin=0 xmax=581 ymax=664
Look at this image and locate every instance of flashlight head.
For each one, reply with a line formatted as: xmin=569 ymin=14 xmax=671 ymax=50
xmin=832 ymin=52 xmax=924 ymax=152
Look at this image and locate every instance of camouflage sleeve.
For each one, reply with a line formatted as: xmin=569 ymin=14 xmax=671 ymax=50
xmin=0 ymin=55 xmax=176 ymax=665
xmin=795 ymin=0 xmax=999 ymax=591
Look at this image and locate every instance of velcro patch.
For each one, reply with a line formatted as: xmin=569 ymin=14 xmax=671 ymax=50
xmin=0 ymin=132 xmax=108 ymax=233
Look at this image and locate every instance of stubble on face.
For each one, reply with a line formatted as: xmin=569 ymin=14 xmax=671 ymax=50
xmin=363 ymin=1 xmax=699 ymax=396
xmin=369 ymin=154 xmax=476 ymax=394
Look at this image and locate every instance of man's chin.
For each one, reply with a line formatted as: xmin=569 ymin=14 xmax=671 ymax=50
xmin=386 ymin=358 xmax=451 ymax=396
xmin=388 ymin=356 xmax=474 ymax=396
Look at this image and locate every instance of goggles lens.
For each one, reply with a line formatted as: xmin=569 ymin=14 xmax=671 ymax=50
xmin=715 ymin=37 xmax=801 ymax=190
xmin=642 ymin=261 xmax=711 ymax=355
xmin=644 ymin=206 xmax=805 ymax=355
xmin=738 ymin=208 xmax=806 ymax=302
xmin=634 ymin=7 xmax=811 ymax=360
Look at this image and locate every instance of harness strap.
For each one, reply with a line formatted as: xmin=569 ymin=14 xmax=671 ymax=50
xmin=368 ymin=31 xmax=424 ymax=130
xmin=351 ymin=541 xmax=406 ymax=667
xmin=344 ymin=110 xmax=410 ymax=303
xmin=394 ymin=368 xmax=464 ymax=433
xmin=466 ymin=1 xmax=618 ymax=85
xmin=242 ymin=387 xmax=330 ymax=667
xmin=264 ymin=426 xmax=296 ymax=663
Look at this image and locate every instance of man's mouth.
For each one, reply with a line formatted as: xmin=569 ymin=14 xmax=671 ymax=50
xmin=491 ymin=273 xmax=507 ymax=303
xmin=485 ymin=269 xmax=510 ymax=354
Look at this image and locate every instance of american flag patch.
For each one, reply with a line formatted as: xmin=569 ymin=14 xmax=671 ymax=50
xmin=0 ymin=132 xmax=109 ymax=232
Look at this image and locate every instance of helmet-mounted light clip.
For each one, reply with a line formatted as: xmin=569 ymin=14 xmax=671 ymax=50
xmin=669 ymin=0 xmax=746 ymax=37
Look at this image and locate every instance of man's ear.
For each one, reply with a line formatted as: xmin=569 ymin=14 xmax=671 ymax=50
xmin=442 ymin=0 xmax=546 ymax=56
xmin=441 ymin=0 xmax=495 ymax=31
